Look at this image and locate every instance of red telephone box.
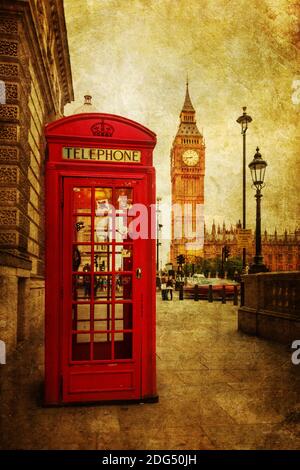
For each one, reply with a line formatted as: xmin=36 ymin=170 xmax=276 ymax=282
xmin=44 ymin=113 xmax=157 ymax=405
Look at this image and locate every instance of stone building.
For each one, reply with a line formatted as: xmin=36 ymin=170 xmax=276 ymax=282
xmin=204 ymin=221 xmax=300 ymax=272
xmin=0 ymin=0 xmax=73 ymax=353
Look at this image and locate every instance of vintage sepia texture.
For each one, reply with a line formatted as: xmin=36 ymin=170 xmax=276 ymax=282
xmin=64 ymin=0 xmax=300 ymax=262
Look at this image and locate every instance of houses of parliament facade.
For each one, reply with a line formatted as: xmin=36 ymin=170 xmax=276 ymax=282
xmin=204 ymin=221 xmax=300 ymax=272
xmin=170 ymin=84 xmax=300 ymax=272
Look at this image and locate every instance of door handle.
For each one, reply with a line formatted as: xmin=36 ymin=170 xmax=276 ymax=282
xmin=136 ymin=268 xmax=142 ymax=279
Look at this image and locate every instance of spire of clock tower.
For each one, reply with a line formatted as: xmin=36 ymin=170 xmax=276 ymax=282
xmin=177 ymin=82 xmax=201 ymax=137
xmin=182 ymin=79 xmax=195 ymax=113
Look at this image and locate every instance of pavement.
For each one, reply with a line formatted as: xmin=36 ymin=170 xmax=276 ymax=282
xmin=0 ymin=294 xmax=300 ymax=450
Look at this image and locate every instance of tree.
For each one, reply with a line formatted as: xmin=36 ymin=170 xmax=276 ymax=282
xmin=200 ymin=256 xmax=242 ymax=279
xmin=224 ymin=257 xmax=243 ymax=279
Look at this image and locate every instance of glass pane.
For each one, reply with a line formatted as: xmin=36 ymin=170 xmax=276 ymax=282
xmin=94 ymin=216 xmax=112 ymax=242
xmin=94 ymin=275 xmax=112 ymax=300
xmin=125 ymin=216 xmax=137 ymax=241
xmin=109 ymin=216 xmax=135 ymax=242
xmin=115 ymin=331 xmax=124 ymax=341
xmin=95 ymin=188 xmax=113 ymax=215
xmin=75 ymin=320 xmax=90 ymax=332
xmin=72 ymin=334 xmax=90 ymax=361
xmin=72 ymin=304 xmax=91 ymax=329
xmin=114 ymin=333 xmax=132 ymax=359
xmin=94 ymin=304 xmax=111 ymax=331
xmin=73 ymin=216 xmax=91 ymax=242
xmin=115 ymin=303 xmax=133 ymax=329
xmin=94 ymin=245 xmax=112 ymax=272
xmin=94 ymin=303 xmax=112 ymax=320
xmin=115 ymin=245 xmax=133 ymax=271
xmin=94 ymin=320 xmax=111 ymax=331
xmin=94 ymin=332 xmax=112 ymax=342
xmin=116 ymin=188 xmax=133 ymax=212
xmin=115 ymin=319 xmax=124 ymax=331
xmin=73 ymin=274 xmax=91 ymax=300
xmin=73 ymin=187 xmax=91 ymax=213
xmin=72 ymin=245 xmax=91 ymax=272
xmin=115 ymin=216 xmax=129 ymax=242
xmin=93 ymin=334 xmax=112 ymax=360
xmin=115 ymin=275 xmax=132 ymax=299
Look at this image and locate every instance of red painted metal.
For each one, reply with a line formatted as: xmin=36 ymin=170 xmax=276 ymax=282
xmin=45 ymin=113 xmax=157 ymax=404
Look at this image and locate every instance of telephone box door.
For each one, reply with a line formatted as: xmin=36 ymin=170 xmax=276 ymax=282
xmin=62 ymin=176 xmax=146 ymax=403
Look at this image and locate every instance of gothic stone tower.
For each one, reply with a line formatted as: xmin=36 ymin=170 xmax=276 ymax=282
xmin=170 ymin=82 xmax=205 ymax=265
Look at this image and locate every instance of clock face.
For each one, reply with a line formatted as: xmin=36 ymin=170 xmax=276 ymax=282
xmin=182 ymin=150 xmax=199 ymax=166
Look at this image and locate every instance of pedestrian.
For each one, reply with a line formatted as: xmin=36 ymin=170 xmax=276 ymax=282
xmin=161 ymin=274 xmax=167 ymax=300
xmin=166 ymin=276 xmax=174 ymax=300
xmin=83 ymin=263 xmax=91 ymax=298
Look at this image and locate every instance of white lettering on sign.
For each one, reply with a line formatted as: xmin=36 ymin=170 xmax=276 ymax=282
xmin=63 ymin=147 xmax=141 ymax=163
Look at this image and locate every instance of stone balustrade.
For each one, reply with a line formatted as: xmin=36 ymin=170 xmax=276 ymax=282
xmin=238 ymin=271 xmax=300 ymax=344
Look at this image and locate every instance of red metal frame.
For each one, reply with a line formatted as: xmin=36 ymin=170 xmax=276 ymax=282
xmin=45 ymin=113 xmax=157 ymax=404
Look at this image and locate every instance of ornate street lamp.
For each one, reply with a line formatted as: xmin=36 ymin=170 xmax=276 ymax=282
xmin=248 ymin=147 xmax=268 ymax=274
xmin=236 ymin=106 xmax=252 ymax=270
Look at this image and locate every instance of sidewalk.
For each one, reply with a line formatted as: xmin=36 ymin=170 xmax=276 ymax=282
xmin=0 ymin=294 xmax=299 ymax=449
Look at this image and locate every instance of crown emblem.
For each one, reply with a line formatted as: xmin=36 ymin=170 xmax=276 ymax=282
xmin=91 ymin=119 xmax=114 ymax=137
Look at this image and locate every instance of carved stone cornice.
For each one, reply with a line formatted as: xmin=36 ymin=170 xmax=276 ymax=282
xmin=0 ymin=0 xmax=74 ymax=118
xmin=48 ymin=0 xmax=74 ymax=106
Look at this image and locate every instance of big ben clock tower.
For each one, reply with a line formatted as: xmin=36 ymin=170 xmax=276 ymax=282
xmin=170 ymin=81 xmax=205 ymax=265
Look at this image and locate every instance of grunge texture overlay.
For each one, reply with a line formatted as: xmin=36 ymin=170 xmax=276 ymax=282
xmin=64 ymin=0 xmax=300 ymax=260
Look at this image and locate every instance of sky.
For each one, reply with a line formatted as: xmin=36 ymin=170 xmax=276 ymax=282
xmin=64 ymin=0 xmax=300 ymax=264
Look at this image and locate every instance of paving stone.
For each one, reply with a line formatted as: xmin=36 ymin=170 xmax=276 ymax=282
xmin=0 ymin=294 xmax=299 ymax=449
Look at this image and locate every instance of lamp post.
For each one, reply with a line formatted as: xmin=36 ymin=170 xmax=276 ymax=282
xmin=156 ymin=197 xmax=162 ymax=272
xmin=237 ymin=106 xmax=252 ymax=270
xmin=248 ymin=148 xmax=268 ymax=274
